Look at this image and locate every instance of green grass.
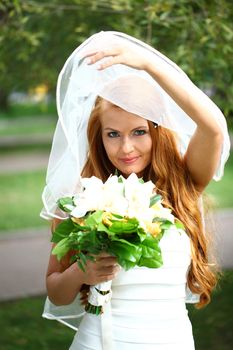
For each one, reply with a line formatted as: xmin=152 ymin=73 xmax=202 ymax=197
xmin=0 ymin=102 xmax=56 ymax=119
xmin=0 ymin=144 xmax=51 ymax=156
xmin=0 ymin=170 xmax=47 ymax=231
xmin=205 ymin=152 xmax=233 ymax=208
xmin=0 ymin=296 xmax=73 ymax=350
xmin=0 ymin=152 xmax=232 ymax=233
xmin=0 ymin=116 xmax=56 ymax=137
xmin=187 ymin=270 xmax=233 ymax=350
xmin=0 ymin=270 xmax=232 ymax=350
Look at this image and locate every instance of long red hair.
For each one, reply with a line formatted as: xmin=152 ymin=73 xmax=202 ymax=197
xmin=82 ymin=97 xmax=218 ymax=308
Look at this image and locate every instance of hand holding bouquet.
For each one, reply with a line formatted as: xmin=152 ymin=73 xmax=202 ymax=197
xmin=51 ymin=173 xmax=184 ymax=315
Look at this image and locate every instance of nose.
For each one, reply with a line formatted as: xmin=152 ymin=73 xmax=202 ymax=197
xmin=121 ymin=137 xmax=134 ymax=154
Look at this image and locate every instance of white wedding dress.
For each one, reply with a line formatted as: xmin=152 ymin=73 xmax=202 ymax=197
xmin=68 ymin=229 xmax=196 ymax=349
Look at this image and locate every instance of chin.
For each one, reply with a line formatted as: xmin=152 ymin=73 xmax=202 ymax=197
xmin=119 ymin=167 xmax=144 ymax=178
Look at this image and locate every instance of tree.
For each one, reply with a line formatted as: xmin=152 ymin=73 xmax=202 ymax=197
xmin=0 ymin=0 xmax=232 ymax=121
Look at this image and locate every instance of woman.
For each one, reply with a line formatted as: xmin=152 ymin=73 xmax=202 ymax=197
xmin=41 ymin=31 xmax=230 ymax=349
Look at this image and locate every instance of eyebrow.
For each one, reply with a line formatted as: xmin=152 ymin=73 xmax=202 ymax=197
xmin=103 ymin=126 xmax=149 ymax=132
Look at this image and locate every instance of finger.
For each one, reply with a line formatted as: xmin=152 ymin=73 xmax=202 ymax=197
xmin=85 ymin=48 xmax=117 ymax=58
xmin=97 ymin=252 xmax=115 ymax=258
xmin=97 ymin=265 xmax=119 ymax=275
xmin=97 ymin=257 xmax=118 ymax=267
xmin=82 ymin=50 xmax=99 ymax=58
xmin=99 ymin=274 xmax=115 ymax=283
xmin=84 ymin=49 xmax=120 ymax=64
xmin=97 ymin=56 xmax=122 ymax=70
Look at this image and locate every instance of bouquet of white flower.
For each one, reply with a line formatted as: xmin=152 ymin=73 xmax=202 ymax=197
xmin=51 ymin=173 xmax=184 ymax=315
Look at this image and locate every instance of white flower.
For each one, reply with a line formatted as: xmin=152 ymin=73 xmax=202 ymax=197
xmin=72 ymin=176 xmax=104 ymax=217
xmin=70 ymin=173 xmax=167 ymax=222
xmin=151 ymin=202 xmax=174 ymax=223
xmin=100 ymin=175 xmax=128 ymax=216
xmin=124 ymin=173 xmax=155 ymax=218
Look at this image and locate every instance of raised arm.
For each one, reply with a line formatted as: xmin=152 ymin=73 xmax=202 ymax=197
xmin=84 ymin=46 xmax=224 ymax=191
xmin=145 ymin=62 xmax=223 ymax=191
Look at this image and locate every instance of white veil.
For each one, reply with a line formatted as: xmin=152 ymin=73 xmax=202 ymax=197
xmin=41 ymin=31 xmax=230 ymax=330
xmin=40 ymin=30 xmax=230 ymax=221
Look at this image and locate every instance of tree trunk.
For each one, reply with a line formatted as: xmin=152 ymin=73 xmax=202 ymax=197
xmin=0 ymin=89 xmax=9 ymax=111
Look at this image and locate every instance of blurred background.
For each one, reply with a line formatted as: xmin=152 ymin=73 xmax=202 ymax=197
xmin=0 ymin=0 xmax=232 ymax=349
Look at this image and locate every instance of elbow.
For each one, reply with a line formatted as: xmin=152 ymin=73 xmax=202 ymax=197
xmin=215 ymin=130 xmax=224 ymax=155
xmin=47 ymin=291 xmax=78 ymax=306
xmin=46 ymin=274 xmax=79 ymax=306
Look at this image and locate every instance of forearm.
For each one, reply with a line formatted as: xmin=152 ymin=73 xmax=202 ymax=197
xmin=145 ymin=60 xmax=223 ymax=137
xmin=46 ymin=263 xmax=84 ymax=306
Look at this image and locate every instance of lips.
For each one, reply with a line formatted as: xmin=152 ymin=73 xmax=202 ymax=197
xmin=119 ymin=156 xmax=140 ymax=164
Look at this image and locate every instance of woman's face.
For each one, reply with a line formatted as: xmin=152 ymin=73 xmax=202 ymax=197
xmin=100 ymin=101 xmax=152 ymax=177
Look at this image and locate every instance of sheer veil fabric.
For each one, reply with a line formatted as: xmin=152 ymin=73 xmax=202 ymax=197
xmin=40 ymin=30 xmax=230 ymax=221
xmin=41 ymin=31 xmax=230 ymax=332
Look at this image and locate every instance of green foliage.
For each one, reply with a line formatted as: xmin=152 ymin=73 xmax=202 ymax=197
xmin=0 ymin=170 xmax=46 ymax=231
xmin=0 ymin=270 xmax=232 ymax=349
xmin=0 ymin=151 xmax=232 ymax=234
xmin=51 ymin=205 xmax=168 ymax=271
xmin=187 ymin=270 xmax=233 ymax=350
xmin=0 ymin=102 xmax=56 ymax=120
xmin=57 ymin=197 xmax=75 ymax=212
xmin=0 ymin=296 xmax=74 ymax=350
xmin=206 ymin=152 xmax=233 ymax=209
xmin=150 ymin=193 xmax=162 ymax=207
xmin=0 ymin=0 xmax=232 ymax=120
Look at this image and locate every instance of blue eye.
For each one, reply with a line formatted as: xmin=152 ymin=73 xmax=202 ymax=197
xmin=107 ymin=131 xmax=119 ymax=138
xmin=134 ymin=129 xmax=146 ymax=136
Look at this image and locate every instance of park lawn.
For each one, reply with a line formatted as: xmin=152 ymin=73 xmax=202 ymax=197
xmin=0 ymin=170 xmax=47 ymax=231
xmin=0 ymin=270 xmax=232 ymax=350
xmin=0 ymin=102 xmax=56 ymax=120
xmin=0 ymin=144 xmax=51 ymax=156
xmin=205 ymin=151 xmax=233 ymax=209
xmin=0 ymin=153 xmax=232 ymax=233
xmin=0 ymin=116 xmax=56 ymax=137
xmin=187 ymin=270 xmax=233 ymax=350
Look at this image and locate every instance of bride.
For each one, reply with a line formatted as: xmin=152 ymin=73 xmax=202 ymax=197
xmin=41 ymin=31 xmax=230 ymax=349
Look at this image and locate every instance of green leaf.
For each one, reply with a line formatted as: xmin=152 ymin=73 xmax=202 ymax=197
xmin=138 ymin=257 xmax=163 ymax=268
xmin=77 ymin=229 xmax=105 ymax=254
xmin=150 ymin=194 xmax=162 ymax=207
xmin=109 ymin=217 xmax=139 ymax=233
xmin=160 ymin=221 xmax=174 ymax=230
xmin=70 ymin=254 xmax=78 ymax=264
xmin=57 ymin=197 xmax=74 ymax=212
xmin=77 ymin=259 xmax=85 ymax=272
xmin=174 ymin=219 xmax=185 ymax=230
xmin=118 ymin=175 xmax=124 ymax=183
xmin=85 ymin=210 xmax=104 ymax=229
xmin=152 ymin=217 xmax=172 ymax=224
xmin=79 ymin=251 xmax=87 ymax=265
xmin=86 ymin=255 xmax=96 ymax=262
xmin=109 ymin=240 xmax=142 ymax=264
xmin=52 ymin=238 xmax=70 ymax=260
xmin=138 ymin=236 xmax=163 ymax=268
xmin=112 ymin=213 xmax=124 ymax=219
xmin=117 ymin=258 xmax=137 ymax=270
xmin=51 ymin=218 xmax=75 ymax=243
xmin=96 ymin=222 xmax=113 ymax=235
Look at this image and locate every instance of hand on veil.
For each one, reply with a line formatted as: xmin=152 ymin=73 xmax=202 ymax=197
xmin=83 ymin=45 xmax=150 ymax=71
